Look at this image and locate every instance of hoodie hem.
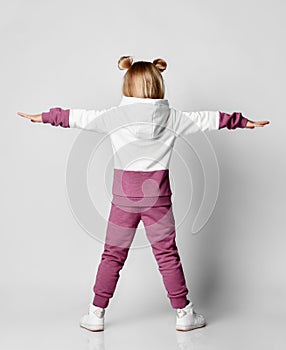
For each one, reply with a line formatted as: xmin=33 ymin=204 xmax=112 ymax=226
xmin=111 ymin=195 xmax=172 ymax=207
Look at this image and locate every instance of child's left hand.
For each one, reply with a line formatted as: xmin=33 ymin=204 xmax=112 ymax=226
xmin=246 ymin=120 xmax=270 ymax=128
xmin=17 ymin=112 xmax=42 ymax=123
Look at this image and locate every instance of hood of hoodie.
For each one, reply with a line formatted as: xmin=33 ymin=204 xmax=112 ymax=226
xmin=114 ymin=96 xmax=171 ymax=140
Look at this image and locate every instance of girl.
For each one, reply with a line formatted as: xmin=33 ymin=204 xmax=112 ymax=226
xmin=17 ymin=56 xmax=269 ymax=332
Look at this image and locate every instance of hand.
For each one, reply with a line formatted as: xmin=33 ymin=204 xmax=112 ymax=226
xmin=17 ymin=112 xmax=42 ymax=123
xmin=246 ymin=120 xmax=270 ymax=129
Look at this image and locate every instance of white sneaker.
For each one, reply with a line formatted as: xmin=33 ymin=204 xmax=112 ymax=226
xmin=176 ymin=301 xmax=207 ymax=331
xmin=80 ymin=303 xmax=105 ymax=332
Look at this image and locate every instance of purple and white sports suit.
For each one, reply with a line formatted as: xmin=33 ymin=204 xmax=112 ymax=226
xmin=42 ymin=96 xmax=248 ymax=309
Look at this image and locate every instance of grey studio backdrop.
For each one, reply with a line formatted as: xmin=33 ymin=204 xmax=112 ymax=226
xmin=1 ymin=0 xmax=285 ymax=347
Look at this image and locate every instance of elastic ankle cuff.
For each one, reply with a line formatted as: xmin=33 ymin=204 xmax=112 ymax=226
xmin=93 ymin=295 xmax=109 ymax=309
xmin=171 ymin=297 xmax=190 ymax=309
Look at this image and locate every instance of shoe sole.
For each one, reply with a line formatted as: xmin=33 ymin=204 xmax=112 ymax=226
xmin=80 ymin=324 xmax=104 ymax=332
xmin=176 ymin=321 xmax=207 ymax=332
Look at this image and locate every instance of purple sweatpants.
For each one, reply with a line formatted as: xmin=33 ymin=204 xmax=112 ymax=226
xmin=92 ymin=202 xmax=189 ymax=309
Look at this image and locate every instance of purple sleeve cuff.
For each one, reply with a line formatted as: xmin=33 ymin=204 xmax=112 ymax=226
xmin=219 ymin=112 xmax=248 ymax=129
xmin=42 ymin=107 xmax=70 ymax=128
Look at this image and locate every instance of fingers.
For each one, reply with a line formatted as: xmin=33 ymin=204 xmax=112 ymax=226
xmin=17 ymin=112 xmax=42 ymax=123
xmin=17 ymin=112 xmax=30 ymax=119
xmin=17 ymin=112 xmax=35 ymax=120
xmin=254 ymin=121 xmax=270 ymax=127
xmin=17 ymin=112 xmax=40 ymax=117
xmin=246 ymin=120 xmax=270 ymax=129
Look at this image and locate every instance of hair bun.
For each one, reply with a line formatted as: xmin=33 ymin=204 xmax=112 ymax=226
xmin=118 ymin=56 xmax=133 ymax=70
xmin=153 ymin=58 xmax=167 ymax=72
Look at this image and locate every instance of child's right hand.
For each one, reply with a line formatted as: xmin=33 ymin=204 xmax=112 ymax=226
xmin=17 ymin=112 xmax=42 ymax=123
xmin=245 ymin=119 xmax=270 ymax=128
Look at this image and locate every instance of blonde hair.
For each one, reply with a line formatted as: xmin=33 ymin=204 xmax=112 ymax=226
xmin=118 ymin=56 xmax=167 ymax=99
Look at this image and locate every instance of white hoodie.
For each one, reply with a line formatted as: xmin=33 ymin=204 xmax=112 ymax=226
xmin=42 ymin=96 xmax=248 ymax=206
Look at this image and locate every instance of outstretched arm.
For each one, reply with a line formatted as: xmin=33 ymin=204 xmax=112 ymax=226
xmin=17 ymin=106 xmax=117 ymax=132
xmin=171 ymin=109 xmax=270 ymax=136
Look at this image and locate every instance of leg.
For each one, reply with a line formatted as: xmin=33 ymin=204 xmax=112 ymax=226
xmin=93 ymin=204 xmax=140 ymax=308
xmin=141 ymin=205 xmax=189 ymax=309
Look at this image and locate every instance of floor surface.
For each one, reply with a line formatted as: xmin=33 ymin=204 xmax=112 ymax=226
xmin=1 ymin=302 xmax=285 ymax=350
